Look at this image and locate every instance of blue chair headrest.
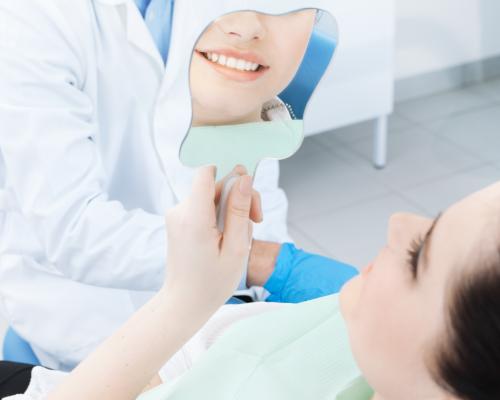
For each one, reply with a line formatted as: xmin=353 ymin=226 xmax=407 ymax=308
xmin=279 ymin=29 xmax=337 ymax=119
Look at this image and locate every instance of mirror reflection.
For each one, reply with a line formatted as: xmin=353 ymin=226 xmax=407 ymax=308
xmin=180 ymin=10 xmax=338 ymax=179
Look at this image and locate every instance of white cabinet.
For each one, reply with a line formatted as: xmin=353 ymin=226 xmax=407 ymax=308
xmin=305 ymin=0 xmax=395 ymax=167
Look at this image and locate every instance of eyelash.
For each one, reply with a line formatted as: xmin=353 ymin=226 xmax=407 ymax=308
xmin=407 ymin=236 xmax=424 ymax=278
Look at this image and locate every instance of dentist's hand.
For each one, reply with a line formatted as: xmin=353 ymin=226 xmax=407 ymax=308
xmin=264 ymin=243 xmax=359 ymax=303
xmin=162 ymin=166 xmax=259 ymax=314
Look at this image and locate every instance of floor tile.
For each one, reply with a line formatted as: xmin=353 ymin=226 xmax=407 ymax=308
xmin=280 ymin=142 xmax=391 ymax=220
xmin=388 ymin=113 xmax=416 ymax=132
xmin=291 ymin=194 xmax=425 ymax=269
xmin=468 ymin=78 xmax=500 ymax=102
xmin=403 ymin=166 xmax=500 ymax=216
xmin=425 ymin=104 xmax=500 ymax=163
xmin=292 ymin=135 xmax=327 ymax=159
xmin=313 ymin=120 xmax=375 ymax=145
xmin=312 ymin=114 xmax=415 ymax=147
xmin=395 ymin=87 xmax=491 ymax=123
xmin=288 ymin=224 xmax=330 ymax=256
xmin=342 ymin=126 xmax=483 ymax=191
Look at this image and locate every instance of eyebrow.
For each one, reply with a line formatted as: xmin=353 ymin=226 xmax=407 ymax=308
xmin=419 ymin=213 xmax=443 ymax=276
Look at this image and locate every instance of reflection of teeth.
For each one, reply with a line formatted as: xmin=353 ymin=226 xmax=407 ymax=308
xmin=204 ymin=52 xmax=260 ymax=72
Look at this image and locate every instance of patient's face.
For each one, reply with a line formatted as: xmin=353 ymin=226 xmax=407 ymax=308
xmin=190 ymin=10 xmax=315 ymax=126
xmin=340 ymin=182 xmax=500 ymax=399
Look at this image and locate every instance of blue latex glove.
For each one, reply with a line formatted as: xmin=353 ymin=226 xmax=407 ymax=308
xmin=264 ymin=243 xmax=358 ymax=303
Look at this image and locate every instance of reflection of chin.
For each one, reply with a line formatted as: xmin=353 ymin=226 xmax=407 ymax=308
xmin=195 ymin=94 xmax=265 ymax=125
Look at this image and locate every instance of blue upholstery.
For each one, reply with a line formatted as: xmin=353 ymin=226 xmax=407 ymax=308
xmin=2 ymin=327 xmax=40 ymax=365
xmin=279 ymin=29 xmax=337 ymax=119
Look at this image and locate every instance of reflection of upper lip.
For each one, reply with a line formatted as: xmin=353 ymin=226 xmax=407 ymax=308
xmin=196 ymin=48 xmax=269 ymax=68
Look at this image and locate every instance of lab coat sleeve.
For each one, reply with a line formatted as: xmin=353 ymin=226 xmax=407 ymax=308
xmin=0 ymin=2 xmax=166 ymax=291
xmin=252 ymin=159 xmax=293 ymax=244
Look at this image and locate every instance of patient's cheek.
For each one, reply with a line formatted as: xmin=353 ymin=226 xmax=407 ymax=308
xmin=339 ymin=275 xmax=362 ymax=319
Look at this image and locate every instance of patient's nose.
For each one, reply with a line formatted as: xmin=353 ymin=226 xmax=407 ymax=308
xmin=217 ymin=12 xmax=266 ymax=42
xmin=387 ymin=212 xmax=432 ymax=250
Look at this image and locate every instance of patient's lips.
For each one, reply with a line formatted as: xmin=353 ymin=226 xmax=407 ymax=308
xmin=196 ymin=48 xmax=270 ymax=82
xmin=361 ymin=262 xmax=374 ymax=276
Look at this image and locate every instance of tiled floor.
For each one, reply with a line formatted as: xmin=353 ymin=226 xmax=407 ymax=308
xmin=281 ymin=77 xmax=500 ymax=269
xmin=1 ymin=78 xmax=499 ymax=346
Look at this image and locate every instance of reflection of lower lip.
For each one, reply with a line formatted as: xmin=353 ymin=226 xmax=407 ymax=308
xmin=195 ymin=51 xmax=269 ymax=83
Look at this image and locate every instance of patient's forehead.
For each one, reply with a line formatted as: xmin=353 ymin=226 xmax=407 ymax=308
xmin=445 ymin=182 xmax=500 ymax=227
xmin=433 ymin=182 xmax=500 ymax=274
xmin=463 ymin=181 xmax=500 ymax=210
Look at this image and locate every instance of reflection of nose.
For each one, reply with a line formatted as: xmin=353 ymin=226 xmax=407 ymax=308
xmin=217 ymin=12 xmax=266 ymax=42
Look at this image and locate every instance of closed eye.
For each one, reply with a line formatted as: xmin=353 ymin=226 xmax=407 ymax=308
xmin=406 ymin=213 xmax=443 ymax=281
xmin=407 ymin=236 xmax=424 ymax=279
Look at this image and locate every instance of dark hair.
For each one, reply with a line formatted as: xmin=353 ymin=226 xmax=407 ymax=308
xmin=431 ymin=245 xmax=500 ymax=400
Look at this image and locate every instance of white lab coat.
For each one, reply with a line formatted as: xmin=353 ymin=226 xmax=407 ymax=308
xmin=0 ymin=0 xmax=294 ymax=370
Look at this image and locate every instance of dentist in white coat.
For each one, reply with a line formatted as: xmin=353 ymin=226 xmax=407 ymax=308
xmin=0 ymin=0 xmax=357 ymax=371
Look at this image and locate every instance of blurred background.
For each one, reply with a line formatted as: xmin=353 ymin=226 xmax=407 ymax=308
xmin=282 ymin=0 xmax=500 ymax=269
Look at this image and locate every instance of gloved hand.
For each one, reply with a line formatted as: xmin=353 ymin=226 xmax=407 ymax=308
xmin=264 ymin=243 xmax=358 ymax=303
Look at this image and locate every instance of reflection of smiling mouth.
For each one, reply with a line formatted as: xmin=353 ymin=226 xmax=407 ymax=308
xmin=200 ymin=51 xmax=265 ymax=72
xmin=195 ymin=50 xmax=270 ymax=82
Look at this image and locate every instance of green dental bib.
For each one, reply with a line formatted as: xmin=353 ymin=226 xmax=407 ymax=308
xmin=138 ymin=295 xmax=374 ymax=400
xmin=180 ymin=120 xmax=304 ymax=180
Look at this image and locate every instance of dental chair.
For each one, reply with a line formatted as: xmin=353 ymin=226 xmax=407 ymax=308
xmin=1 ymin=29 xmax=336 ymax=366
xmin=279 ymin=29 xmax=336 ymax=120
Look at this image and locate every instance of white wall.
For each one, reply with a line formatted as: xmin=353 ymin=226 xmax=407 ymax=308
xmin=395 ymin=0 xmax=500 ymax=80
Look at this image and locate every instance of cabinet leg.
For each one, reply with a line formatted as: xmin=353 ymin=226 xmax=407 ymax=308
xmin=373 ymin=115 xmax=388 ymax=169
